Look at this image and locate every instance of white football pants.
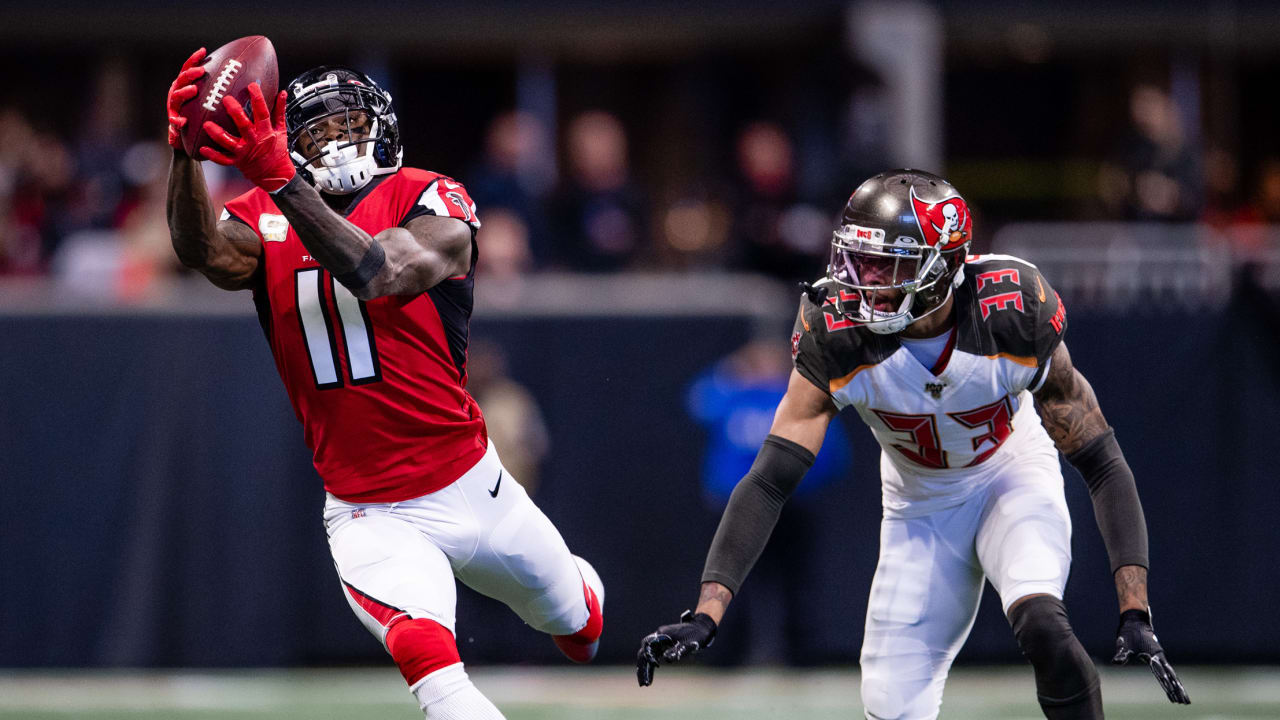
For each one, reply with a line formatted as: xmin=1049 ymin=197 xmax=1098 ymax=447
xmin=860 ymin=442 xmax=1072 ymax=720
xmin=323 ymin=441 xmax=591 ymax=644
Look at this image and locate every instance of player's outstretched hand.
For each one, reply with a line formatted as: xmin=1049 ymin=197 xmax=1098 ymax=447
xmin=166 ymin=47 xmax=207 ymax=153
xmin=200 ymin=82 xmax=295 ymax=192
xmin=636 ymin=610 xmax=717 ymax=687
xmin=1112 ymin=609 xmax=1190 ymax=704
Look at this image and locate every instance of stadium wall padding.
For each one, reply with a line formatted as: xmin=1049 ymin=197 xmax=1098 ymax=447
xmin=1 ymin=296 xmax=1278 ymax=668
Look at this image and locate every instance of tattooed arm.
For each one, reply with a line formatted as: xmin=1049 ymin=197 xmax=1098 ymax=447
xmin=693 ymin=582 xmax=735 ymax=625
xmin=1113 ymin=565 xmax=1148 ymax=613
xmin=1035 ymin=341 xmax=1149 ymax=612
xmin=1032 ymin=341 xmax=1107 ymax=454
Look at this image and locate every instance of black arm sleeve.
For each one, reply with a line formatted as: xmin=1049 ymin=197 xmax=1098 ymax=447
xmin=1065 ymin=428 xmax=1149 ymax=573
xmin=700 ymin=435 xmax=815 ymax=595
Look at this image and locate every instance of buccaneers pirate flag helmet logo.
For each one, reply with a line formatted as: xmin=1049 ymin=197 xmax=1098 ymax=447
xmin=909 ymin=187 xmax=971 ymax=251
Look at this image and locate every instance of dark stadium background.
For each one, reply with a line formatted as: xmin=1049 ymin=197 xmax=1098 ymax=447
xmin=2 ymin=0 xmax=1278 ymax=682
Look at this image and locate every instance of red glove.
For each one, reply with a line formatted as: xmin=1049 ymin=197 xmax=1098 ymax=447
xmin=167 ymin=47 xmax=207 ymax=153
xmin=201 ymin=82 xmax=296 ymax=193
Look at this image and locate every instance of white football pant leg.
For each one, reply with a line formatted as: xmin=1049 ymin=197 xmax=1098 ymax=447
xmin=325 ymin=496 xmax=458 ymax=640
xmin=325 ymin=441 xmax=594 ymax=644
xmin=860 ymin=504 xmax=986 ymax=720
xmin=445 ymin=443 xmax=593 ymax=636
xmin=974 ymin=448 xmax=1072 ymax=612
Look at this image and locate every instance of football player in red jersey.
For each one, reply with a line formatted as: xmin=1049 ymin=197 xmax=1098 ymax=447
xmin=637 ymin=170 xmax=1188 ymax=719
xmin=166 ymin=51 xmax=603 ymax=719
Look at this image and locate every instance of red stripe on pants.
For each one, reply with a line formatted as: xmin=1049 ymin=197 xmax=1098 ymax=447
xmin=343 ymin=581 xmax=407 ymax=628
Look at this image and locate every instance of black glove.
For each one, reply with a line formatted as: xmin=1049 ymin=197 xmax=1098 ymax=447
xmin=636 ymin=610 xmax=718 ymax=687
xmin=1112 ymin=608 xmax=1190 ymax=704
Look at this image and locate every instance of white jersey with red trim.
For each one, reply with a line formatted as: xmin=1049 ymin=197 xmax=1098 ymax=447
xmin=793 ymin=254 xmax=1068 ymax=516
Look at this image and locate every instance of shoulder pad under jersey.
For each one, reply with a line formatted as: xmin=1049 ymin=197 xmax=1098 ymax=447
xmin=957 ymin=254 xmax=1067 ymax=385
xmin=792 ymin=279 xmax=898 ymax=396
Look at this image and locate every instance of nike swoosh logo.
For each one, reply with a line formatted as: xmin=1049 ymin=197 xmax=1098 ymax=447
xmin=442 ymin=180 xmax=461 ymax=189
xmin=488 ymin=470 xmax=503 ymax=498
xmin=1035 ymin=275 xmax=1047 ymax=303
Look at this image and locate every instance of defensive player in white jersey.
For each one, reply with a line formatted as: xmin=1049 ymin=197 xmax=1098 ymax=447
xmin=637 ymin=170 xmax=1189 ymax=719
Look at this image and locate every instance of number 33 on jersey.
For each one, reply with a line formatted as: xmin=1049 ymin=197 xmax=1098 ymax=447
xmin=793 ymin=254 xmax=1067 ymax=509
xmin=221 ymin=169 xmax=485 ymax=504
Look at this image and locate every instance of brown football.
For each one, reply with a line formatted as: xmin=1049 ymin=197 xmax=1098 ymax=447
xmin=178 ymin=35 xmax=278 ymax=158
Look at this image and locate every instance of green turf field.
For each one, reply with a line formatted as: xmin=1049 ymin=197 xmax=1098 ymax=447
xmin=1 ymin=666 xmax=1275 ymax=719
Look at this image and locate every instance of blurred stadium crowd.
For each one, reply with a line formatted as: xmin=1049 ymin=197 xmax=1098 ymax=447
xmin=3 ymin=3 xmax=1280 ymax=304
xmin=0 ymin=72 xmax=869 ymax=300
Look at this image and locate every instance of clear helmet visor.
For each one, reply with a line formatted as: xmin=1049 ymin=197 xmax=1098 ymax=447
xmin=827 ymin=224 xmax=945 ymax=333
xmin=833 ymin=245 xmax=924 ymax=290
xmin=286 ymin=80 xmax=391 ymax=138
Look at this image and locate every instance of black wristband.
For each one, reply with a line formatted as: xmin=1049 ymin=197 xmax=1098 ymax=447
xmin=688 ymin=611 xmax=718 ymax=645
xmin=1118 ymin=608 xmax=1151 ymax=625
xmin=334 ymin=241 xmax=387 ymax=291
xmin=269 ymin=173 xmax=308 ymax=197
xmin=700 ymin=435 xmax=815 ymax=594
xmin=1066 ymin=429 xmax=1150 ymax=573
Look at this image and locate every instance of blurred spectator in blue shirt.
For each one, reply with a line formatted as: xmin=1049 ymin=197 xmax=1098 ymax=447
xmin=688 ymin=336 xmax=851 ymax=504
xmin=686 ymin=336 xmax=852 ymax=665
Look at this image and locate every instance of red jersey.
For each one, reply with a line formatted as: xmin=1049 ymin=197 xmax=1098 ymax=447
xmin=223 ymin=168 xmax=487 ymax=502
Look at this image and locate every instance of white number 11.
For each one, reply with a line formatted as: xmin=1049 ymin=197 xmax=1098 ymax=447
xmin=295 ymin=268 xmax=382 ymax=389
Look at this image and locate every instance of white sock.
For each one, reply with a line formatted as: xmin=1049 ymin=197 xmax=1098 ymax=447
xmin=410 ymin=662 xmax=505 ymax=720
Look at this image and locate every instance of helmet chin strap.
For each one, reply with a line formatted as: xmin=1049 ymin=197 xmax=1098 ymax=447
xmin=864 ymin=294 xmax=915 ymax=335
xmin=865 ymin=264 xmax=965 ymax=335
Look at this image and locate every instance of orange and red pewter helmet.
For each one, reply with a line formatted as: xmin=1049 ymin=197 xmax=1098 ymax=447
xmin=827 ymin=169 xmax=973 ymax=334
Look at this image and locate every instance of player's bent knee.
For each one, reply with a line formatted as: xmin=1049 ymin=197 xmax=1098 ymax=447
xmin=1007 ymin=595 xmax=1100 ymax=711
xmin=385 ymin=617 xmax=462 ymax=687
xmin=551 ymin=577 xmax=603 ymax=663
xmin=862 ymin=672 xmax=943 ymax=720
xmin=861 ymin=675 xmax=906 ymax=719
